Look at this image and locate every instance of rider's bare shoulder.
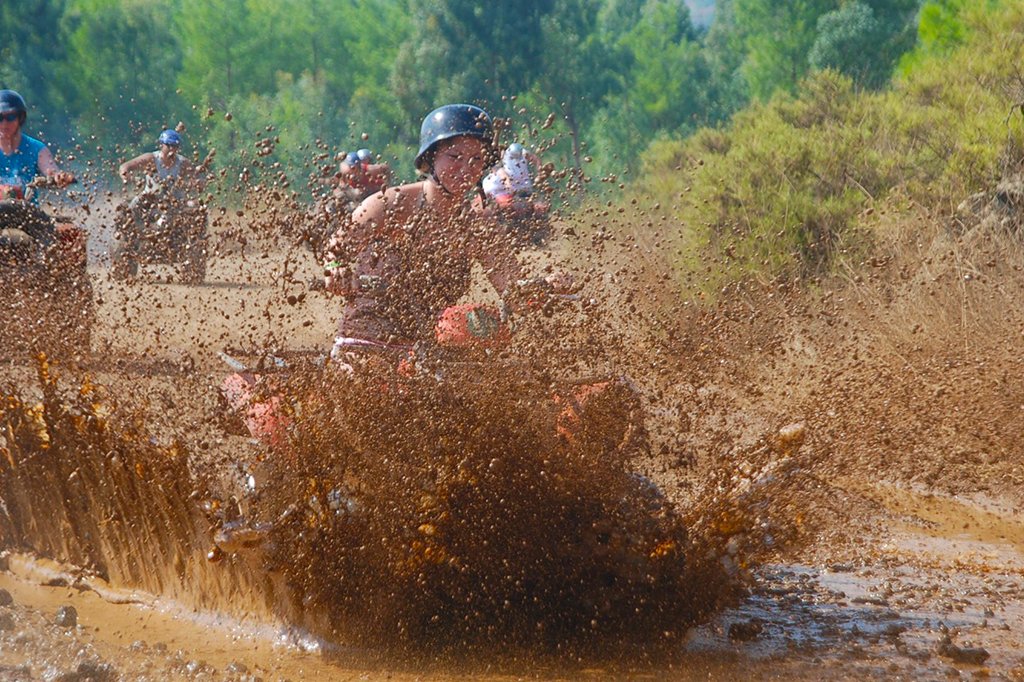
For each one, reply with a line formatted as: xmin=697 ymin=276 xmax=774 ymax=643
xmin=354 ymin=182 xmax=426 ymax=226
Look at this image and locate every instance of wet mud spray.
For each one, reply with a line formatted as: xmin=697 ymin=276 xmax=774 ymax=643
xmin=0 ymin=353 xmax=800 ymax=657
xmin=8 ymin=178 xmax=1024 ymax=678
xmin=0 ymin=358 xmax=272 ymax=619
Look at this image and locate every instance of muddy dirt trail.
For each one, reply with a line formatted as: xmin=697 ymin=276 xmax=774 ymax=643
xmin=2 ymin=199 xmax=1024 ymax=679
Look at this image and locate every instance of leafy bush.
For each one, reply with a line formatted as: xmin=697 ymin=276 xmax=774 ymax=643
xmin=623 ymin=0 xmax=1024 ymax=293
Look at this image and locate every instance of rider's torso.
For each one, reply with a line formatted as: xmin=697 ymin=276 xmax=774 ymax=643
xmin=0 ymin=135 xmax=44 ymax=202
xmin=144 ymin=151 xmax=185 ymax=198
xmin=339 ymin=207 xmax=481 ymax=344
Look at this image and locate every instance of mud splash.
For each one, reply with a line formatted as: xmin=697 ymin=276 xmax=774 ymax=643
xmin=0 ymin=356 xmax=276 ymax=623
xmin=2 ymin=351 xmax=802 ymax=659
xmin=232 ymin=361 xmax=707 ymax=653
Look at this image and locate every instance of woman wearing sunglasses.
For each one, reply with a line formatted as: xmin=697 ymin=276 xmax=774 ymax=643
xmin=0 ymin=89 xmax=74 ymax=200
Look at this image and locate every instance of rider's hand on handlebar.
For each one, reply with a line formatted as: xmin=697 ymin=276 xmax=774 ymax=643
xmin=28 ymin=173 xmax=76 ymax=190
xmin=50 ymin=171 xmax=75 ymax=188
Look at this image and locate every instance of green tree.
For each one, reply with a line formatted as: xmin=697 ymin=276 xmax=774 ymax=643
xmin=808 ymin=2 xmax=884 ymax=84
xmin=174 ymin=0 xmax=276 ymax=108
xmin=621 ymin=0 xmax=706 ymax=133
xmin=701 ymin=0 xmax=751 ymax=121
xmin=533 ymin=0 xmax=619 ymax=173
xmin=61 ymin=0 xmax=186 ymax=152
xmin=0 ymin=0 xmax=73 ymax=142
xmin=732 ymin=0 xmax=837 ymax=101
xmin=899 ymin=0 xmax=972 ymax=74
xmin=391 ymin=0 xmax=555 ymax=129
xmin=809 ymin=0 xmax=920 ymax=88
xmin=587 ymin=0 xmax=707 ymax=175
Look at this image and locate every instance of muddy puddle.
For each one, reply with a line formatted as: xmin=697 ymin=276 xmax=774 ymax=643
xmin=2 ymin=480 xmax=1022 ymax=680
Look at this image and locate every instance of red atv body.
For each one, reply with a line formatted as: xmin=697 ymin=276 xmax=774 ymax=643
xmin=0 ymin=188 xmax=94 ymax=356
xmin=219 ymin=303 xmax=642 ymax=456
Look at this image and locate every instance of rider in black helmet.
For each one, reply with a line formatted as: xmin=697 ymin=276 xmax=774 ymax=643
xmin=321 ymin=104 xmax=532 ymax=367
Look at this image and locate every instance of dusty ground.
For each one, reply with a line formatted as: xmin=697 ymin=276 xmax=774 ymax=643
xmin=2 ymin=193 xmax=1024 ymax=679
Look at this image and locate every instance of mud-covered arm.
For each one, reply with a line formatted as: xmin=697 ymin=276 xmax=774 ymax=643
xmin=322 ymin=185 xmax=417 ymax=295
xmin=118 ymin=153 xmax=155 ymax=183
xmin=474 ymin=224 xmax=524 ymax=297
xmin=37 ymin=146 xmax=75 ymax=187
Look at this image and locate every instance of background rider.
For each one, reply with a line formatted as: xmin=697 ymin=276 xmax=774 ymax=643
xmin=0 ymin=89 xmax=75 ymax=200
xmin=118 ymin=128 xmax=206 ymax=228
xmin=332 ymin=148 xmax=393 ymax=207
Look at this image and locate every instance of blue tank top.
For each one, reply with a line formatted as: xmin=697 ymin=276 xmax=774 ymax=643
xmin=0 ymin=134 xmax=45 ymax=201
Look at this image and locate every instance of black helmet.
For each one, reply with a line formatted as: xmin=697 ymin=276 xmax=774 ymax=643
xmin=414 ymin=104 xmax=493 ymax=173
xmin=0 ymin=90 xmax=28 ymax=124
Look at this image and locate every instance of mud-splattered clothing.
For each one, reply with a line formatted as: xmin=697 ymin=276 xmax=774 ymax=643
xmin=153 ymin=150 xmax=183 ymax=181
xmin=335 ymin=204 xmax=513 ymax=345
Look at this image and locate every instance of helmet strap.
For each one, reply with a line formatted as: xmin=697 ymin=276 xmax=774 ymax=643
xmin=430 ymin=171 xmax=454 ymax=197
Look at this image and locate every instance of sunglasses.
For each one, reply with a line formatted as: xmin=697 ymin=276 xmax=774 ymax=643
xmin=0 ymin=113 xmax=19 ymax=123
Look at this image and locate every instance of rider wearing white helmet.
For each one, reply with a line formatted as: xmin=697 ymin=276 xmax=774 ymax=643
xmin=481 ymin=142 xmax=543 ymax=202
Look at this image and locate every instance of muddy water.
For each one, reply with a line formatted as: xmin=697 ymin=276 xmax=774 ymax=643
xmin=2 ymin=482 xmax=1022 ymax=679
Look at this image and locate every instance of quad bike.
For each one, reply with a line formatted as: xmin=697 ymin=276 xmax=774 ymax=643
xmin=211 ymin=290 xmax=689 ymax=647
xmin=0 ymin=178 xmax=94 ymax=356
xmin=111 ymin=180 xmax=207 ymax=283
xmin=208 ymin=290 xmax=688 ymax=643
xmin=217 ymin=289 xmax=679 ymax=532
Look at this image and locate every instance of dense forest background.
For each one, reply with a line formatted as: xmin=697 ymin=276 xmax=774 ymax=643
xmin=0 ymin=0 xmax=962 ymax=195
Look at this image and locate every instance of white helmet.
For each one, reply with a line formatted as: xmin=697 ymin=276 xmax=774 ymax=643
xmin=505 ymin=143 xmax=525 ymax=160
